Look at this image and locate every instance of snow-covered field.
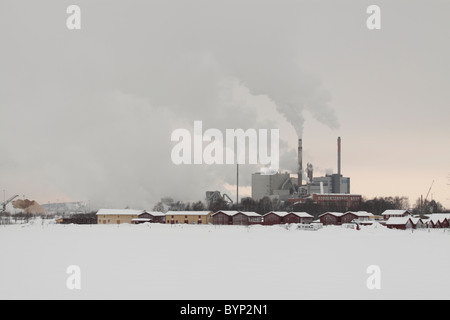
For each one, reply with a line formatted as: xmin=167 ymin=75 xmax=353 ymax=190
xmin=1 ymin=220 xmax=449 ymax=300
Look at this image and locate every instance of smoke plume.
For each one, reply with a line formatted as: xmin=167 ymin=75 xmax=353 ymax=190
xmin=12 ymin=199 xmax=47 ymax=215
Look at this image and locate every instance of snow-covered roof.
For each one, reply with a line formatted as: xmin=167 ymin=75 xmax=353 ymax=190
xmin=344 ymin=211 xmax=372 ymax=217
xmin=264 ymin=211 xmax=291 ymax=217
xmin=382 ymin=210 xmax=411 ymax=216
xmin=97 ymin=209 xmax=145 ymax=216
xmin=131 ymin=218 xmax=153 ymax=222
xmin=141 ymin=211 xmax=166 ymax=217
xmin=428 ymin=216 xmax=448 ymax=224
xmin=428 ymin=214 xmax=450 ymax=223
xmin=410 ymin=218 xmax=424 ymax=224
xmin=289 ymin=212 xmax=313 ymax=218
xmin=313 ymin=193 xmax=362 ymax=196
xmin=236 ymin=211 xmax=262 ymax=217
xmin=264 ymin=211 xmax=313 ymax=218
xmin=212 ymin=211 xmax=239 ymax=216
xmin=386 ymin=217 xmax=412 ymax=225
xmin=319 ymin=212 xmax=344 ymax=218
xmin=166 ymin=211 xmax=213 ymax=216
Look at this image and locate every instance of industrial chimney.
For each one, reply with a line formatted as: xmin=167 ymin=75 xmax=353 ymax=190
xmin=298 ymin=139 xmax=303 ymax=188
xmin=337 ymin=137 xmax=342 ymax=193
xmin=338 ymin=137 xmax=341 ymax=176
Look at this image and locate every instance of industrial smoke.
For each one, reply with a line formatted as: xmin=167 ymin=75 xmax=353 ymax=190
xmin=12 ymin=199 xmax=47 ymax=215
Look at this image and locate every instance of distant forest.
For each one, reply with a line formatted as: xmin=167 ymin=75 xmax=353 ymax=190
xmin=153 ymin=195 xmax=447 ymax=219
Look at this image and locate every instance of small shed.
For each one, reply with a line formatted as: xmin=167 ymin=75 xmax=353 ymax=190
xmin=341 ymin=211 xmax=372 ymax=224
xmin=263 ymin=211 xmax=313 ymax=225
xmin=212 ymin=211 xmax=238 ymax=225
xmin=319 ymin=212 xmax=344 ymax=226
xmin=427 ymin=217 xmax=446 ymax=229
xmin=385 ymin=217 xmax=414 ymax=230
xmin=263 ymin=211 xmax=288 ymax=226
xmin=382 ymin=209 xmax=413 ymax=220
xmin=410 ymin=217 xmax=426 ymax=229
xmin=232 ymin=212 xmax=263 ymax=226
xmin=284 ymin=212 xmax=314 ymax=224
xmin=426 ymin=214 xmax=450 ymax=228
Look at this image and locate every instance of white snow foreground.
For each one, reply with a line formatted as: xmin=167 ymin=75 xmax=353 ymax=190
xmin=0 ymin=222 xmax=449 ymax=300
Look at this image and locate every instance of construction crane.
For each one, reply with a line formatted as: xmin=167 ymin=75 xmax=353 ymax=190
xmin=424 ymin=180 xmax=434 ymax=204
xmin=420 ymin=181 xmax=434 ymax=215
xmin=1 ymin=195 xmax=19 ymax=213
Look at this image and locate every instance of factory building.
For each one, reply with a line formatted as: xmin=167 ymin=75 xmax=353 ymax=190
xmin=251 ymin=136 xmax=352 ymax=202
xmin=251 ymin=172 xmax=295 ymax=202
xmin=304 ymin=175 xmax=350 ymax=195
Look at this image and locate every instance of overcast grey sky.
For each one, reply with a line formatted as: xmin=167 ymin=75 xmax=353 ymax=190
xmin=1 ymin=0 xmax=449 ymax=209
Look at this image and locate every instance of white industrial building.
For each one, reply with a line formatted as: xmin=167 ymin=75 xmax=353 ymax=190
xmin=251 ymin=172 xmax=295 ymax=201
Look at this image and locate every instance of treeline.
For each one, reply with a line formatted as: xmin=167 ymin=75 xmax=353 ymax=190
xmin=153 ymin=195 xmax=447 ymax=219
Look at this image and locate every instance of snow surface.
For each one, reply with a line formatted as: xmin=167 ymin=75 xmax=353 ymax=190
xmin=0 ymin=220 xmax=449 ymax=300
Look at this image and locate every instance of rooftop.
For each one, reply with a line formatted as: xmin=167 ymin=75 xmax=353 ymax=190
xmin=96 ymin=209 xmax=145 ymax=216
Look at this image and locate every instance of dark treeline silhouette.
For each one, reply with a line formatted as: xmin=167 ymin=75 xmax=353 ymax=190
xmin=159 ymin=195 xmax=447 ymax=220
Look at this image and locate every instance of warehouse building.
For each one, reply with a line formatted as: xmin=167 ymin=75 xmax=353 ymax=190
xmin=165 ymin=211 xmax=214 ymax=225
xmin=97 ymin=209 xmax=145 ymax=225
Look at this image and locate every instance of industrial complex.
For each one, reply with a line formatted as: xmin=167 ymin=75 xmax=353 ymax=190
xmin=252 ymin=137 xmax=356 ymax=206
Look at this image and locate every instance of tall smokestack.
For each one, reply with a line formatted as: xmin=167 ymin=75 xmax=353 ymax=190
xmin=337 ymin=137 xmax=342 ymax=194
xmin=338 ymin=137 xmax=341 ymax=176
xmin=298 ymin=139 xmax=303 ymax=188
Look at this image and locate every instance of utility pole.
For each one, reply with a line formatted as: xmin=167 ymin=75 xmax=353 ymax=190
xmin=236 ymin=164 xmax=239 ymax=210
xmin=447 ymin=173 xmax=450 ymax=202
